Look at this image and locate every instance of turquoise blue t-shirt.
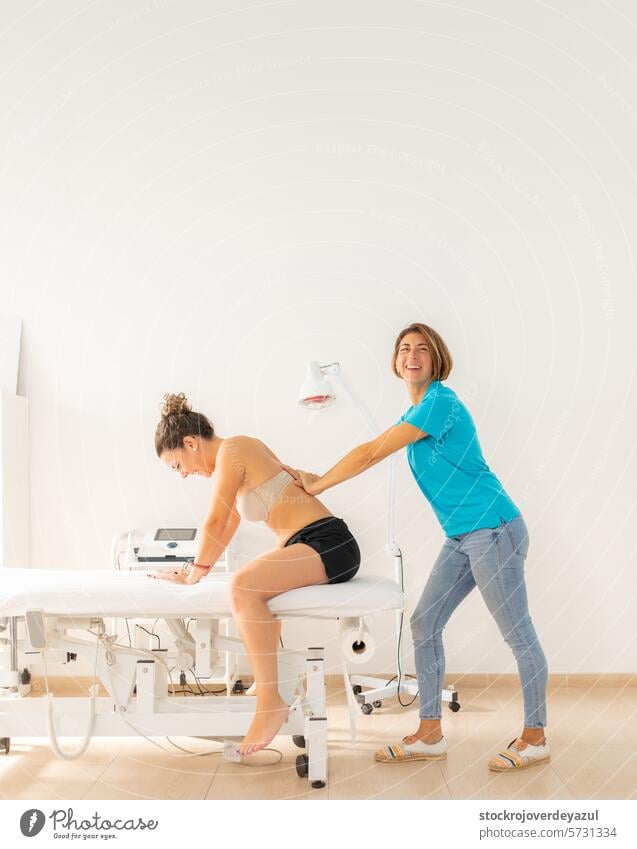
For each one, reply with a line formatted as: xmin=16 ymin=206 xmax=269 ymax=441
xmin=396 ymin=380 xmax=520 ymax=536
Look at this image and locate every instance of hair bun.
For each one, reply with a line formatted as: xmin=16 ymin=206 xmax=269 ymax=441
xmin=160 ymin=392 xmax=191 ymax=419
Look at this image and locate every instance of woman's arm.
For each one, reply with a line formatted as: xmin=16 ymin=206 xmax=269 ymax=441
xmin=152 ymin=440 xmax=245 ymax=585
xmin=217 ymin=502 xmax=241 ymax=549
xmin=185 ymin=502 xmax=241 ymax=582
xmin=193 ymin=439 xmax=245 ymax=566
xmin=299 ymin=422 xmax=428 ymax=495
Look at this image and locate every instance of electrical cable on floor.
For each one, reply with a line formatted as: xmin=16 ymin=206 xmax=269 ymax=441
xmin=165 ymin=736 xmax=282 ymax=765
xmin=384 ymin=672 xmax=418 ymax=686
xmin=170 ymin=682 xmax=196 ymax=696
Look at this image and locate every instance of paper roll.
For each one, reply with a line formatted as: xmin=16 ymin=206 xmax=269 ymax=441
xmin=341 ymin=622 xmax=376 ymax=665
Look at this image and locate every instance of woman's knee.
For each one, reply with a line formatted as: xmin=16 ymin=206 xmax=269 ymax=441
xmin=410 ymin=608 xmax=438 ymax=643
xmin=229 ymin=569 xmax=260 ymax=610
xmin=504 ymin=620 xmax=547 ymax=663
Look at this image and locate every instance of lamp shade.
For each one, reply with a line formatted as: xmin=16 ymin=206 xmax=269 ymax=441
xmin=298 ymin=361 xmax=336 ymax=409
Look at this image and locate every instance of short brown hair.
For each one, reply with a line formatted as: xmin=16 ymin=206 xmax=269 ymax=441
xmin=154 ymin=393 xmax=214 ymax=457
xmin=391 ymin=323 xmax=453 ymax=380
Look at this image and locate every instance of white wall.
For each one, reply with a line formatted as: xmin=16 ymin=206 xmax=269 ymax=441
xmin=1 ymin=0 xmax=635 ymax=677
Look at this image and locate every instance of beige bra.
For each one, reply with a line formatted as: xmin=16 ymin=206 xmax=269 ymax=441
xmin=235 ymin=469 xmax=294 ymax=522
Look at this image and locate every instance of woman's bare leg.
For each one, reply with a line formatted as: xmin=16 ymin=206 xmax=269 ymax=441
xmin=245 ymin=621 xmax=281 ymax=695
xmin=228 ymin=543 xmax=328 ymax=755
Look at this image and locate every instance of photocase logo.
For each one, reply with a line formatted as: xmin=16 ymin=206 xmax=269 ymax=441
xmin=20 ymin=809 xmax=45 ymax=837
xmin=18 ymin=807 xmax=160 ymax=839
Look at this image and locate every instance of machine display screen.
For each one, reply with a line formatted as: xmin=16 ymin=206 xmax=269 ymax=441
xmin=154 ymin=528 xmax=197 ymax=541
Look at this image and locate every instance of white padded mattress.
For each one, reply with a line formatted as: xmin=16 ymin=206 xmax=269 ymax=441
xmin=0 ymin=569 xmax=405 ymax=619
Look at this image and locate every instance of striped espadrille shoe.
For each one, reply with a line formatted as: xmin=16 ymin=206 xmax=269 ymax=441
xmin=488 ymin=737 xmax=550 ymax=771
xmin=374 ymin=736 xmax=447 ymax=763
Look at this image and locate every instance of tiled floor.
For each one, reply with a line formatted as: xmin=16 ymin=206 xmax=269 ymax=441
xmin=1 ymin=683 xmax=635 ymax=800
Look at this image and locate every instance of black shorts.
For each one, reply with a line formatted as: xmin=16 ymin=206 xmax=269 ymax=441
xmin=284 ymin=517 xmax=361 ymax=584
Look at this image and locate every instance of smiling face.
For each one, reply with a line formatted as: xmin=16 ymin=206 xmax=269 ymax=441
xmin=394 ymin=331 xmax=435 ymax=389
xmin=161 ymin=436 xmax=213 ymax=479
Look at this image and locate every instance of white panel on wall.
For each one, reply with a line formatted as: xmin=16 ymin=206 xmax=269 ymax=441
xmin=0 ymin=393 xmax=30 ymax=569
xmin=0 ymin=318 xmax=22 ymax=395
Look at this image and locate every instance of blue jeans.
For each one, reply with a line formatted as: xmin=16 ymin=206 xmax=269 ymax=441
xmin=410 ymin=515 xmax=548 ymax=728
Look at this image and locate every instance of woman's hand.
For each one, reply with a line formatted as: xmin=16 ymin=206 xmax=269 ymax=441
xmin=147 ymin=565 xmax=207 ymax=585
xmin=280 ymin=462 xmax=323 ymax=495
xmin=147 ymin=568 xmax=188 ymax=584
xmin=280 ymin=463 xmax=301 ymax=483
xmin=295 ymin=470 xmax=323 ymax=495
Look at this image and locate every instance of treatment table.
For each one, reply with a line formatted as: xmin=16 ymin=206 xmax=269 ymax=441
xmin=0 ymin=569 xmax=405 ymax=788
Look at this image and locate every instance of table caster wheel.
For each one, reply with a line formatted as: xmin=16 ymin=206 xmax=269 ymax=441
xmin=448 ymin=701 xmax=461 ymax=712
xmin=0 ymin=738 xmax=10 ymax=754
xmin=372 ymin=700 xmax=382 ymax=709
xmin=292 ymin=735 xmax=306 ymax=749
xmin=311 ymin=780 xmax=326 ymax=789
xmin=296 ymin=753 xmax=309 ymax=778
xmin=352 ymin=685 xmax=362 ymax=695
xmin=361 ymin=703 xmax=373 ymax=715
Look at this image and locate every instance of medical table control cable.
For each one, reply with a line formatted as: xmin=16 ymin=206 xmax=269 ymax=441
xmin=42 ymin=626 xmax=175 ymax=761
xmin=42 ymin=635 xmax=100 ymax=761
xmin=41 ymin=627 xmax=167 ymax=761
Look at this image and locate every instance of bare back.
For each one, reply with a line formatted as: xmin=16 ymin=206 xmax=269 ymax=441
xmin=231 ymin=436 xmax=333 ymax=545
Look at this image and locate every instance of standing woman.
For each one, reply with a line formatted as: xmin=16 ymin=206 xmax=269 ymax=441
xmin=291 ymin=323 xmax=549 ymax=771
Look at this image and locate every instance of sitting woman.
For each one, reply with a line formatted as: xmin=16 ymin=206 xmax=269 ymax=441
xmin=149 ymin=393 xmax=360 ymax=756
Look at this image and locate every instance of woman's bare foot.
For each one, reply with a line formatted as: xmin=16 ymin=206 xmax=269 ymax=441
xmin=239 ymin=698 xmax=289 ymax=756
